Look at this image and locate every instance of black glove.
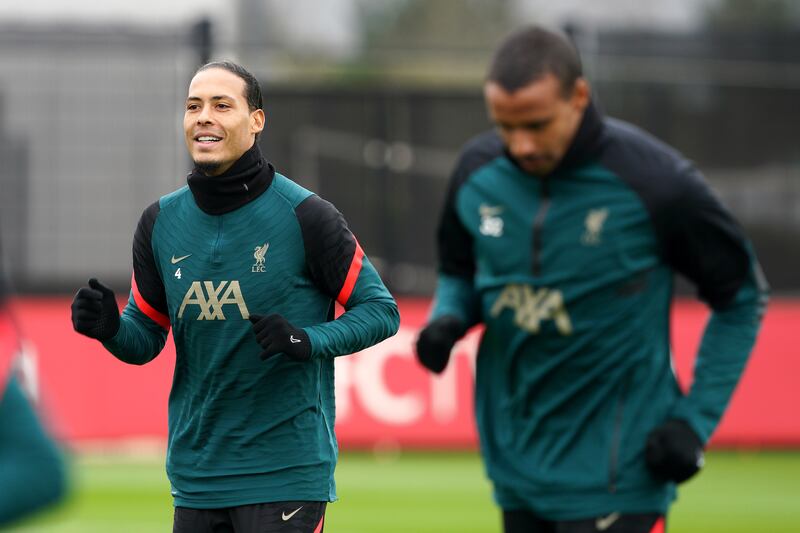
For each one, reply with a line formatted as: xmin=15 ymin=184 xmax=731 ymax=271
xmin=71 ymin=278 xmax=121 ymax=341
xmin=249 ymin=314 xmax=311 ymax=362
xmin=645 ymin=419 xmax=705 ymax=483
xmin=415 ymin=315 xmax=465 ymax=374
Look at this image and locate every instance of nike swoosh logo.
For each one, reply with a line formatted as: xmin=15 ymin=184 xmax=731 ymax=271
xmin=171 ymin=254 xmax=192 ymax=264
xmin=595 ymin=512 xmax=620 ymax=531
xmin=290 ymin=335 xmax=302 ymax=344
xmin=282 ymin=506 xmax=303 ymax=521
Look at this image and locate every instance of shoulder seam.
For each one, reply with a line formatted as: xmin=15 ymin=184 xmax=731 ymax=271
xmin=271 ymin=174 xmax=314 ymax=211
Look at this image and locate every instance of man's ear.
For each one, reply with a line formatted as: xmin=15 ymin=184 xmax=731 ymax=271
xmin=250 ymin=109 xmax=265 ymax=135
xmin=571 ymin=77 xmax=590 ymax=112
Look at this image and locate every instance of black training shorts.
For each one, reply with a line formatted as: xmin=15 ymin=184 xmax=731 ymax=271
xmin=173 ymin=501 xmax=326 ymax=533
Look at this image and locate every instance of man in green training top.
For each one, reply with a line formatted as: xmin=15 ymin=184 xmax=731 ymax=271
xmin=71 ymin=61 xmax=400 ymax=533
xmin=416 ymin=26 xmax=767 ymax=532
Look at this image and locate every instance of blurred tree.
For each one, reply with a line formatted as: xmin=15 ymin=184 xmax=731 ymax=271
xmin=357 ymin=0 xmax=511 ymax=51
xmin=703 ymin=0 xmax=800 ymax=30
xmin=347 ymin=0 xmax=512 ymax=84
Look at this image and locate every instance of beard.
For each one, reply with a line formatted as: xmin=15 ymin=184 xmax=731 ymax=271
xmin=194 ymin=159 xmax=222 ymax=176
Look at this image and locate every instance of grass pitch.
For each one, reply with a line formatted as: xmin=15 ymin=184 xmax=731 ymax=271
xmin=6 ymin=450 xmax=800 ymax=532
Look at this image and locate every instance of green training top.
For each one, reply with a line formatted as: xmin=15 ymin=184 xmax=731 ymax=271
xmin=102 ymin=144 xmax=399 ymax=508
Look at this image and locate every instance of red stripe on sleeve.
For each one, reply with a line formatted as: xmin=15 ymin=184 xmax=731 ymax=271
xmin=336 ymin=241 xmax=364 ymax=307
xmin=131 ymin=274 xmax=170 ymax=330
xmin=649 ymin=517 xmax=665 ymax=533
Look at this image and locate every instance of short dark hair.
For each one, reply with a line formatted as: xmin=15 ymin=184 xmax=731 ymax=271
xmin=487 ymin=26 xmax=583 ymax=97
xmin=196 ymin=60 xmax=263 ymax=112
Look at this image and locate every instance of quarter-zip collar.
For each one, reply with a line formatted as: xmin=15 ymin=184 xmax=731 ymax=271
xmin=504 ymin=100 xmax=605 ymax=177
xmin=187 ymin=142 xmax=275 ymax=215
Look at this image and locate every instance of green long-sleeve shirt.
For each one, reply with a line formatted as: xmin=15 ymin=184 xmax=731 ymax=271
xmin=102 ymin=145 xmax=399 ymax=508
xmin=429 ymin=105 xmax=767 ymax=519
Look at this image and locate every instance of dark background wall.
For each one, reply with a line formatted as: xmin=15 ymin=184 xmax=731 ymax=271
xmin=259 ymin=30 xmax=800 ymax=294
xmin=1 ymin=25 xmax=797 ymax=295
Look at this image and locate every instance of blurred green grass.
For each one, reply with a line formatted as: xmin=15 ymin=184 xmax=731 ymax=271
xmin=6 ymin=450 xmax=800 ymax=532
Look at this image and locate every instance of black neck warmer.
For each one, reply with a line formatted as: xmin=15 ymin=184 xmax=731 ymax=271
xmin=187 ymin=142 xmax=275 ymax=215
xmin=554 ymin=100 xmax=605 ymax=172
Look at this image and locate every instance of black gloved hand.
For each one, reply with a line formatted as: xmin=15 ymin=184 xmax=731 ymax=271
xmin=249 ymin=314 xmax=311 ymax=362
xmin=71 ymin=278 xmax=121 ymax=341
xmin=645 ymin=419 xmax=705 ymax=483
xmin=415 ymin=315 xmax=465 ymax=374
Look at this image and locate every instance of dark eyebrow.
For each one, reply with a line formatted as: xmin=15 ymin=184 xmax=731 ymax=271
xmin=497 ymin=117 xmax=553 ymax=130
xmin=524 ymin=118 xmax=552 ymax=128
xmin=185 ymin=95 xmax=234 ymax=103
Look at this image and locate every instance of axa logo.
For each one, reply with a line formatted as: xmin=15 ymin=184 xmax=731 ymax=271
xmin=581 ymin=207 xmax=608 ymax=246
xmin=479 ymin=204 xmax=504 ymax=237
xmin=177 ymin=280 xmax=250 ymax=320
xmin=490 ymin=284 xmax=572 ymax=335
xmin=252 ymin=243 xmax=269 ymax=273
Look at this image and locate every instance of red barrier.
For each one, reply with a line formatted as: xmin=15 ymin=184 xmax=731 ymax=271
xmin=6 ymin=297 xmax=800 ymax=448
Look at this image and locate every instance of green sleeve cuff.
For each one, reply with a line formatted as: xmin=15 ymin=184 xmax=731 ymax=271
xmin=101 ymin=293 xmax=168 ymax=365
xmin=429 ymin=273 xmax=480 ymax=328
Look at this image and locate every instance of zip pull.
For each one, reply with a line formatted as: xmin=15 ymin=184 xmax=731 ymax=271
xmin=532 ymin=177 xmax=551 ymax=276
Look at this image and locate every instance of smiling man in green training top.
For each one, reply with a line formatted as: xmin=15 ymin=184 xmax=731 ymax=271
xmin=71 ymin=61 xmax=399 ymax=533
